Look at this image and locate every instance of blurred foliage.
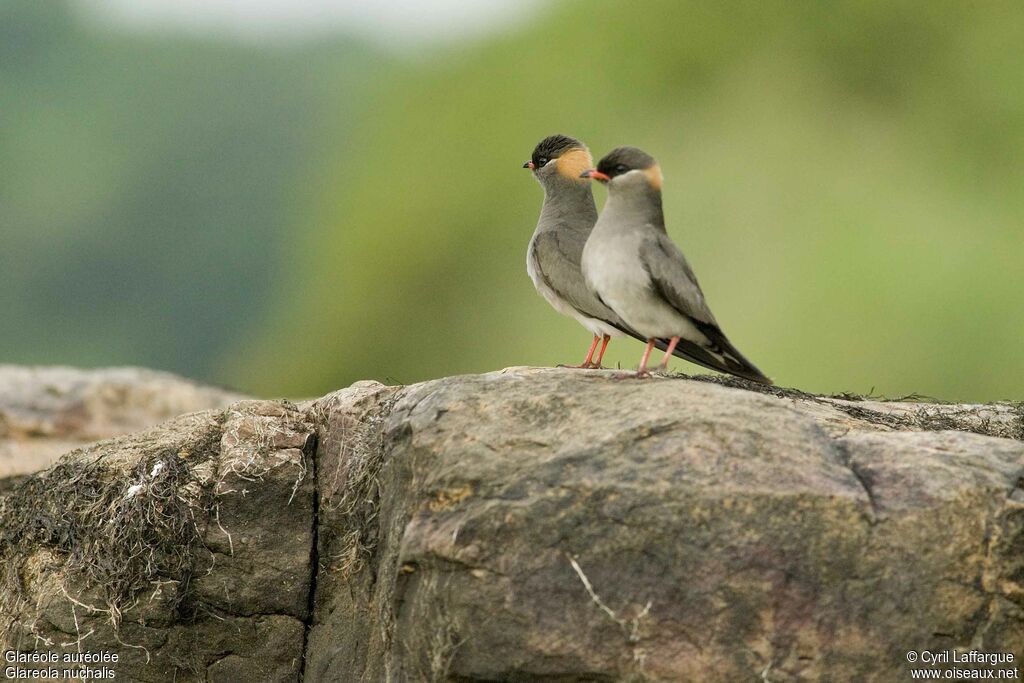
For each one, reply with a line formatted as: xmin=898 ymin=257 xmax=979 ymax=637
xmin=0 ymin=0 xmax=379 ymax=380
xmin=3 ymin=1 xmax=1023 ymax=402
xmin=237 ymin=0 xmax=1024 ymax=401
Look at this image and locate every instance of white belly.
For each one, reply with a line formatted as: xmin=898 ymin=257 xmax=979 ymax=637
xmin=527 ymin=237 xmax=621 ymax=338
xmin=582 ymin=235 xmax=706 ymax=342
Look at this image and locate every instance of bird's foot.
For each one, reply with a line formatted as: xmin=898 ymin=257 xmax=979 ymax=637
xmin=557 ymin=362 xmax=603 ymax=370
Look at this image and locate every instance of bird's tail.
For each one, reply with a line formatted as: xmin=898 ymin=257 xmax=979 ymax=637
xmin=653 ymin=334 xmax=773 ymax=385
xmin=614 ymin=317 xmax=772 ymax=384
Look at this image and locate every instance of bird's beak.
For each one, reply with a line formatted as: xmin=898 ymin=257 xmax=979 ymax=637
xmin=523 ymin=160 xmax=535 ymax=170
xmin=580 ymin=169 xmax=610 ymax=181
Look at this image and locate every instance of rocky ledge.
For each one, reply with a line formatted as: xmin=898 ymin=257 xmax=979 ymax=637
xmin=0 ymin=367 xmax=1022 ymax=682
xmin=0 ymin=366 xmax=244 ymax=488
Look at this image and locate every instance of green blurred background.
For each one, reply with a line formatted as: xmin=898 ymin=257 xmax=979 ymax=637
xmin=3 ymin=1 xmax=1022 ymax=402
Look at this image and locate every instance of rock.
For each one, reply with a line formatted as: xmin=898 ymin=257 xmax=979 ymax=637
xmin=0 ymin=400 xmax=315 ymax=682
xmin=0 ymin=366 xmax=245 ymax=481
xmin=305 ymin=369 xmax=1023 ymax=682
xmin=1 ymin=367 xmax=1022 ymax=681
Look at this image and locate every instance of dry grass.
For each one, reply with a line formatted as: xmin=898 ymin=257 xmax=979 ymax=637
xmin=0 ymin=437 xmax=217 ymax=647
xmin=324 ymin=395 xmax=398 ymax=576
xmin=218 ymin=403 xmax=310 ymax=503
xmin=682 ymin=373 xmax=1024 ymax=441
xmin=0 ymin=403 xmax=315 ymax=655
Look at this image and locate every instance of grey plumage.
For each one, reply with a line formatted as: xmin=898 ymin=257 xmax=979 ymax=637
xmin=581 ymin=146 xmax=771 ymax=383
xmin=525 ymin=136 xmax=625 ymax=344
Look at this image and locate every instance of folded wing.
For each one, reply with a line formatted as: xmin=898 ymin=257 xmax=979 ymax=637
xmin=639 ymin=232 xmax=772 ymax=384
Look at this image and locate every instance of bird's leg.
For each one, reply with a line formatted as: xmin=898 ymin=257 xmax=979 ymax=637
xmin=592 ymin=335 xmax=612 ymax=368
xmin=559 ymin=335 xmax=600 ymax=369
xmin=635 ymin=339 xmax=656 ymax=378
xmin=658 ymin=336 xmax=680 ymax=372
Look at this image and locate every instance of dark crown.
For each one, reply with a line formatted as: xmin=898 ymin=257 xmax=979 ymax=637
xmin=596 ymin=146 xmax=657 ymax=178
xmin=531 ymin=134 xmax=583 ymax=167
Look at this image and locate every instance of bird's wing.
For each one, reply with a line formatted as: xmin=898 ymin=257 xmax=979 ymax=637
xmin=639 ymin=231 xmax=772 ymax=384
xmin=531 ymin=230 xmax=624 ymax=328
xmin=637 ymin=231 xmax=717 ymax=325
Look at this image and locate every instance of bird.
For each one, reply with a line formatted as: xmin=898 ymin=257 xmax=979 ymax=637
xmin=580 ymin=146 xmax=772 ymax=383
xmin=523 ymin=134 xmax=625 ymax=368
xmin=523 ymin=136 xmax=735 ymax=372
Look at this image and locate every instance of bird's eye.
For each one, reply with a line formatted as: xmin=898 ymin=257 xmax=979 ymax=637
xmin=537 ymin=156 xmax=549 ymax=167
xmin=614 ymin=164 xmax=629 ymax=174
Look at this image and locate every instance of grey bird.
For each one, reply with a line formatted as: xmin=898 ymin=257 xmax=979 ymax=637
xmin=523 ymin=136 xmax=719 ymax=370
xmin=580 ymin=146 xmax=772 ymax=383
xmin=523 ymin=135 xmax=624 ymax=367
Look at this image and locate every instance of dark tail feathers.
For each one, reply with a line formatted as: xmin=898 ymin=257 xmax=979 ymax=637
xmin=651 ymin=333 xmax=772 ymax=385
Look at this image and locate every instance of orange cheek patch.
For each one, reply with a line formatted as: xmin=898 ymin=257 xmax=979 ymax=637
xmin=556 ymin=148 xmax=593 ymax=181
xmin=644 ymin=164 xmax=663 ymax=190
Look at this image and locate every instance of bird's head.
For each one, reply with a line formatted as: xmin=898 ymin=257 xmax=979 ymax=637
xmin=581 ymin=146 xmax=662 ymax=193
xmin=523 ymin=134 xmax=593 ymax=186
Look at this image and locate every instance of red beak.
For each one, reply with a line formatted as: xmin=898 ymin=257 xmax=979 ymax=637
xmin=523 ymin=160 xmax=535 ymax=170
xmin=581 ymin=169 xmax=610 ymax=181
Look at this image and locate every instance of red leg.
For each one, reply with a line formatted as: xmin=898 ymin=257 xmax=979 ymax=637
xmin=582 ymin=334 xmax=599 ymax=366
xmin=659 ymin=336 xmax=680 ymax=371
xmin=636 ymin=339 xmax=656 ymax=377
xmin=593 ymin=335 xmax=611 ymax=367
xmin=558 ymin=335 xmax=600 ymax=369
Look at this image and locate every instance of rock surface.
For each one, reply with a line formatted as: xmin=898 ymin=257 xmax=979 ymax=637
xmin=0 ymin=366 xmax=245 ymax=486
xmin=1 ymin=367 xmax=1022 ymax=681
xmin=0 ymin=401 xmax=315 ymax=683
